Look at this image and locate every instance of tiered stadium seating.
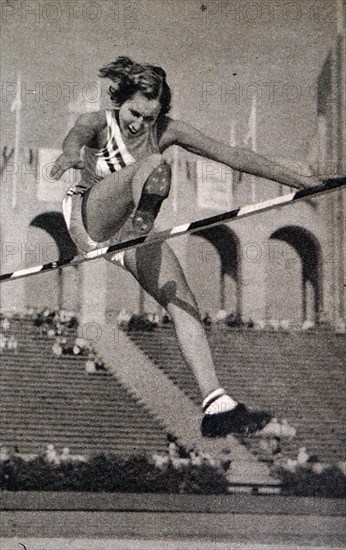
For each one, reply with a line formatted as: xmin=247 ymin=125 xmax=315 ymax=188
xmin=0 ymin=317 xmax=169 ymax=456
xmin=128 ymin=327 xmax=346 ymax=463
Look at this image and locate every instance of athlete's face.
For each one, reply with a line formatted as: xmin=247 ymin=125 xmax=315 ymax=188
xmin=119 ymin=92 xmax=161 ymax=139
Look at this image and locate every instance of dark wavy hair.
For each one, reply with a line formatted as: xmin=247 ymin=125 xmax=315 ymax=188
xmin=99 ymin=56 xmax=171 ymax=115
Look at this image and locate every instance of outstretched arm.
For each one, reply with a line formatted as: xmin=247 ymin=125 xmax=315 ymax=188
xmin=50 ymin=111 xmax=106 ymax=180
xmin=166 ymin=118 xmax=317 ymax=190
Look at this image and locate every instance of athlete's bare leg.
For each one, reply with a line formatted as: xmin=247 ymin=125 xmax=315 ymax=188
xmin=82 ymin=167 xmax=135 ymax=242
xmin=123 ymin=240 xmax=221 ymax=399
xmin=85 ymin=159 xmax=272 ymax=436
xmin=80 ymin=151 xmax=219 ymax=396
xmin=105 ymin=240 xmax=271 ymax=437
xmin=82 ymin=154 xmax=163 ymax=242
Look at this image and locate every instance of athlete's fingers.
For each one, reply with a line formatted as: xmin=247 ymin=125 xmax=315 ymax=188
xmin=50 ymin=165 xmax=65 ymax=180
xmin=298 ymin=176 xmax=323 ymax=189
xmin=50 ymin=165 xmax=64 ymax=179
xmin=308 ymin=180 xmax=324 ymax=188
xmin=50 ymin=154 xmax=69 ymax=179
xmin=50 ymin=156 xmax=84 ymax=179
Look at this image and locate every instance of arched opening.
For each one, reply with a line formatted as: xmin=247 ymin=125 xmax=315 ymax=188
xmin=31 ymin=212 xmax=77 ymax=260
xmin=267 ymin=226 xmax=322 ymax=323
xmin=28 ymin=212 xmax=79 ymax=310
xmin=187 ymin=226 xmax=241 ymax=316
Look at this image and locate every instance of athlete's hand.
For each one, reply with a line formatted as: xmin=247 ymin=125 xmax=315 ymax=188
xmin=50 ymin=153 xmax=85 ymax=180
xmin=298 ymin=175 xmax=323 ymax=189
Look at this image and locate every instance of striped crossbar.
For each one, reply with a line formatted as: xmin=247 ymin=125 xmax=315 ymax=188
xmin=1 ymin=177 xmax=345 ymax=283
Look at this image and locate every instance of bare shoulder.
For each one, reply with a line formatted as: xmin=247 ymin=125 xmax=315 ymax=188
xmin=157 ymin=116 xmax=195 ymax=150
xmin=156 ymin=115 xmax=179 ymax=139
xmin=74 ymin=110 xmax=107 ymax=131
xmin=158 ymin=116 xmax=191 ymax=134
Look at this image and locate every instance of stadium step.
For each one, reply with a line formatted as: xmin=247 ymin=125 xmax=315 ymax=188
xmin=0 ymin=316 xmax=169 ymax=456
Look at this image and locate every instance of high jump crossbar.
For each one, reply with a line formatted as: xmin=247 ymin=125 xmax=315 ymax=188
xmin=1 ymin=177 xmax=345 ymax=283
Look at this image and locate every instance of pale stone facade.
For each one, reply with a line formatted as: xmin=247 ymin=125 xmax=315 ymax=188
xmin=1 ymin=31 xmax=344 ymax=330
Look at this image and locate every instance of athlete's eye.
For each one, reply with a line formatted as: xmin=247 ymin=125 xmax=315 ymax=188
xmin=130 ymin=110 xmax=141 ymax=118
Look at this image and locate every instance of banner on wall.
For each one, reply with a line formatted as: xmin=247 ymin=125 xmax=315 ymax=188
xmin=37 ymin=148 xmax=80 ymax=202
xmin=196 ymin=159 xmax=233 ymax=210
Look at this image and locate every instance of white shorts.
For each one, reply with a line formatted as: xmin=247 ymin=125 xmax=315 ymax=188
xmin=62 ymin=189 xmax=127 ymax=269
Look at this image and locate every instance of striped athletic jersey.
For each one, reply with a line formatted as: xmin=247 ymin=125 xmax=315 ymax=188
xmin=74 ymin=109 xmax=159 ymax=192
xmin=94 ymin=110 xmax=136 ymax=175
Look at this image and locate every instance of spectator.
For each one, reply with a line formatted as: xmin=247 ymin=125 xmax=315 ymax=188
xmin=1 ymin=317 xmax=10 ymax=331
xmin=45 ymin=444 xmax=59 ymax=464
xmin=85 ymin=358 xmax=97 ymax=374
xmin=0 ymin=333 xmax=7 ymax=352
xmin=7 ymin=336 xmax=18 ymax=353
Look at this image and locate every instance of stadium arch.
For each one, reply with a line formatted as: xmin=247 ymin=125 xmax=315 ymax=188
xmin=188 ymin=225 xmax=241 ymax=317
xmin=266 ymin=225 xmax=322 ymax=324
xmin=27 ymin=211 xmax=79 ymax=310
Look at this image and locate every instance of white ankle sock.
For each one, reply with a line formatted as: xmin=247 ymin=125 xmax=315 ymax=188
xmin=203 ymin=388 xmax=237 ymax=415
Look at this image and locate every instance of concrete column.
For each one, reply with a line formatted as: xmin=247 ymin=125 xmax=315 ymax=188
xmin=79 ymin=259 xmax=107 ymax=327
xmin=240 ymin=243 xmax=267 ymax=322
xmin=0 ymin=279 xmax=25 ymax=313
xmin=237 ymin=218 xmax=269 ymax=323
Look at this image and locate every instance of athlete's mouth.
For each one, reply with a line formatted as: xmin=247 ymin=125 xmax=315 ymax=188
xmin=128 ymin=126 xmax=139 ymax=135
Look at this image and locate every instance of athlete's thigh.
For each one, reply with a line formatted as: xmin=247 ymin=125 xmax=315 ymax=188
xmin=82 ymin=165 xmax=137 ymax=241
xmin=81 ymin=153 xmax=163 ymax=242
xmin=124 ymin=240 xmax=198 ymax=310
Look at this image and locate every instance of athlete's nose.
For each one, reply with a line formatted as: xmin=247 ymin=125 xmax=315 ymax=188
xmin=132 ymin=117 xmax=143 ymax=132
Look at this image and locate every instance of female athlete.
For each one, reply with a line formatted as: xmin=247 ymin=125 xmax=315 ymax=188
xmin=51 ymin=57 xmax=317 ymax=438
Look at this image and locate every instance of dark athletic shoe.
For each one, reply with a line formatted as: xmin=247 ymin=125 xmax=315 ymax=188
xmin=132 ymin=162 xmax=171 ymax=234
xmin=201 ymin=403 xmax=272 ymax=438
xmin=132 ymin=195 xmax=162 ymax=234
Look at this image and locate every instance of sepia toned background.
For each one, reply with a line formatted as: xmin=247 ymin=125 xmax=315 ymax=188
xmin=1 ymin=0 xmax=345 ymax=326
xmin=1 ymin=1 xmax=345 ymax=546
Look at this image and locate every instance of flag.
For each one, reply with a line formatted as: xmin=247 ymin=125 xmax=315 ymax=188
xmin=10 ymin=74 xmax=22 ymax=113
xmin=10 ymin=93 xmax=22 ymax=113
xmin=244 ymin=97 xmax=257 ymax=151
xmin=243 ymin=97 xmax=257 ymax=202
xmin=11 ymin=73 xmax=21 ymax=208
xmin=229 ymin=120 xmax=242 ymax=184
